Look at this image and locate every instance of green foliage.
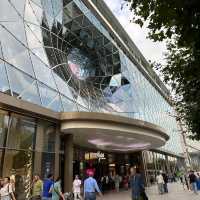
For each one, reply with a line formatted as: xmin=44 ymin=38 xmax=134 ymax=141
xmin=124 ymin=0 xmax=200 ymax=139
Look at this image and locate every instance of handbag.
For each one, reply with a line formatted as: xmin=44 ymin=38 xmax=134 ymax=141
xmin=141 ymin=189 xmax=148 ymax=200
xmin=53 ymin=184 xmax=63 ymax=200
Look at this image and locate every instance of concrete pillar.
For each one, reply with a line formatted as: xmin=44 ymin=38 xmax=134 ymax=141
xmin=34 ymin=121 xmax=44 ymax=174
xmin=64 ymin=134 xmax=73 ymax=192
xmin=54 ymin=126 xmax=60 ymax=179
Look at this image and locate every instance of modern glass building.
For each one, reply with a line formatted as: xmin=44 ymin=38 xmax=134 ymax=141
xmin=0 ymin=0 xmax=187 ymax=198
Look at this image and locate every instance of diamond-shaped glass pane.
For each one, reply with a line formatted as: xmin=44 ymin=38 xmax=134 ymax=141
xmin=61 ymin=95 xmax=77 ymax=112
xmin=7 ymin=64 xmax=41 ymax=105
xmin=0 ymin=26 xmax=34 ymax=76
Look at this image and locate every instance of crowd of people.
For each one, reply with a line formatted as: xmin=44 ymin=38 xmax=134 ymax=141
xmin=154 ymin=170 xmax=200 ymax=195
xmin=99 ymin=173 xmax=129 ymax=193
xmin=0 ymin=174 xmax=64 ymax=200
xmin=0 ymin=167 xmax=148 ymax=200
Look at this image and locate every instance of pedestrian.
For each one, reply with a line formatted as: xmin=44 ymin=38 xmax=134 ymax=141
xmin=196 ymin=172 xmax=200 ymax=190
xmin=189 ymin=170 xmax=198 ymax=194
xmin=130 ymin=167 xmax=147 ymax=200
xmin=123 ymin=174 xmax=129 ymax=190
xmin=180 ymin=174 xmax=187 ymax=190
xmin=156 ymin=172 xmax=164 ymax=195
xmin=0 ymin=177 xmax=16 ymax=200
xmin=42 ymin=174 xmax=54 ymax=200
xmin=162 ymin=172 xmax=168 ymax=193
xmin=49 ymin=177 xmax=64 ymax=200
xmin=84 ymin=171 xmax=103 ymax=200
xmin=32 ymin=174 xmax=43 ymax=200
xmin=73 ymin=175 xmax=82 ymax=200
xmin=114 ymin=174 xmax=120 ymax=192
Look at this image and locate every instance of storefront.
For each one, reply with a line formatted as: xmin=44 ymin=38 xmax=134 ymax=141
xmin=73 ymin=148 xmax=142 ymax=176
xmin=143 ymin=150 xmax=184 ymax=185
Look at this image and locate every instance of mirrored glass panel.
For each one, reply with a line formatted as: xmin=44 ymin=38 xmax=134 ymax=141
xmin=0 ymin=111 xmax=9 ymax=148
xmin=7 ymin=114 xmax=36 ymax=150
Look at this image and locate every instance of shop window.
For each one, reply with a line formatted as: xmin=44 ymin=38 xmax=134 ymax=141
xmin=33 ymin=152 xmax=55 ymax=179
xmin=35 ymin=120 xmax=56 ymax=153
xmin=7 ymin=114 xmax=36 ymax=150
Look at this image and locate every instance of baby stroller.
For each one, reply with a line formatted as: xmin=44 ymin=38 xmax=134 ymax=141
xmin=64 ymin=192 xmax=74 ymax=200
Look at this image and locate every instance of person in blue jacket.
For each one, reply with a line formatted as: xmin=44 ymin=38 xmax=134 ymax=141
xmin=130 ymin=167 xmax=146 ymax=200
xmin=196 ymin=172 xmax=200 ymax=190
xmin=42 ymin=174 xmax=54 ymax=200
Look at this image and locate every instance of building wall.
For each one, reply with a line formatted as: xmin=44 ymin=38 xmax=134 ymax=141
xmin=0 ymin=0 xmax=183 ymax=156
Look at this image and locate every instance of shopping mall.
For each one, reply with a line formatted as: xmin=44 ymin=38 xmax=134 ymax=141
xmin=0 ymin=0 xmax=193 ymax=199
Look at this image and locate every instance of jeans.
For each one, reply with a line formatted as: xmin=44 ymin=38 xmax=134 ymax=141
xmin=191 ymin=182 xmax=198 ymax=194
xmin=74 ymin=192 xmax=82 ymax=200
xmin=84 ymin=192 xmax=96 ymax=200
xmin=157 ymin=183 xmax=164 ymax=194
xmin=42 ymin=198 xmax=51 ymax=200
xmin=163 ymin=183 xmax=168 ymax=193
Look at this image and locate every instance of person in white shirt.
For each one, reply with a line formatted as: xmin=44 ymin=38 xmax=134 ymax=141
xmin=0 ymin=177 xmax=16 ymax=200
xmin=156 ymin=172 xmax=164 ymax=194
xmin=73 ymin=175 xmax=82 ymax=200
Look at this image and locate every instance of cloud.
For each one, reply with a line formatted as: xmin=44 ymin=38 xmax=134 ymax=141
xmin=104 ymin=0 xmax=166 ymax=64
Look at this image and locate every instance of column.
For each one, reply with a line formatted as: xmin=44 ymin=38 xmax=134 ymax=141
xmin=33 ymin=121 xmax=44 ymax=174
xmin=64 ymin=134 xmax=73 ymax=192
xmin=54 ymin=126 xmax=60 ymax=179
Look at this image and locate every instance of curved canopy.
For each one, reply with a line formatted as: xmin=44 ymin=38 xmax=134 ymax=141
xmin=60 ymin=112 xmax=169 ymax=152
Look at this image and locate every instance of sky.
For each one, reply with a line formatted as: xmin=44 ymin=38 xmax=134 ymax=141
xmin=104 ymin=0 xmax=167 ymax=64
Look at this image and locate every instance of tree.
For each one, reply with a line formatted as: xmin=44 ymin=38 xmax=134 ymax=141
xmin=124 ymin=0 xmax=200 ymax=139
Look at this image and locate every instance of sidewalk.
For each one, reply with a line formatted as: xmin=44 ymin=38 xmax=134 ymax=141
xmin=100 ymin=183 xmax=200 ymax=200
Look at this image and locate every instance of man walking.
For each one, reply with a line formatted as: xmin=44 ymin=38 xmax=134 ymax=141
xmin=32 ymin=174 xmax=43 ymax=200
xmin=189 ymin=171 xmax=198 ymax=194
xmin=84 ymin=171 xmax=103 ymax=200
xmin=162 ymin=172 xmax=168 ymax=193
xmin=130 ymin=167 xmax=146 ymax=200
xmin=156 ymin=172 xmax=164 ymax=195
xmin=42 ymin=174 xmax=54 ymax=200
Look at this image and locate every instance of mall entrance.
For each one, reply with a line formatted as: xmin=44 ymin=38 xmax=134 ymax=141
xmin=60 ymin=145 xmax=143 ymax=192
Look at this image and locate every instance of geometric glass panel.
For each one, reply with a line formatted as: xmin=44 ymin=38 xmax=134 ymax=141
xmin=61 ymin=95 xmax=77 ymax=112
xmin=6 ymin=64 xmax=41 ymax=106
xmin=0 ymin=61 xmax=10 ymax=93
xmin=48 ymin=95 xmax=63 ymax=112
xmin=0 ymin=27 xmax=34 ymax=76
xmin=38 ymin=82 xmax=58 ymax=107
xmin=30 ymin=53 xmax=56 ymax=89
xmin=20 ymin=81 xmax=41 ymax=105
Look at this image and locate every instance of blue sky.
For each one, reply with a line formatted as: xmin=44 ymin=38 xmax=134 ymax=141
xmin=104 ymin=0 xmax=166 ymax=64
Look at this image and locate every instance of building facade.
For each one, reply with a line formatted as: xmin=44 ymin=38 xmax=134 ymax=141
xmin=0 ymin=0 xmax=188 ymax=198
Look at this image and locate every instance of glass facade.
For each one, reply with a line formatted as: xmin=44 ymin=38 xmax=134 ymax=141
xmin=0 ymin=0 xmax=183 ymax=155
xmin=143 ymin=151 xmax=179 ymax=185
xmin=0 ymin=109 xmax=58 ymax=200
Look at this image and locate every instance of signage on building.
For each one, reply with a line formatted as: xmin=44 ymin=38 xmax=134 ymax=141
xmin=85 ymin=151 xmax=105 ymax=160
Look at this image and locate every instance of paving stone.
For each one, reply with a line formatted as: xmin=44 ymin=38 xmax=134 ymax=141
xmin=99 ymin=183 xmax=200 ymax=200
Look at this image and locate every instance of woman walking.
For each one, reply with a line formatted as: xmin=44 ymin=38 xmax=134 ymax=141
xmin=49 ymin=177 xmax=64 ymax=200
xmin=0 ymin=177 xmax=16 ymax=200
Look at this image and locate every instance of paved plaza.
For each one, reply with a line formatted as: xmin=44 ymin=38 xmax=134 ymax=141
xmin=100 ymin=183 xmax=200 ymax=200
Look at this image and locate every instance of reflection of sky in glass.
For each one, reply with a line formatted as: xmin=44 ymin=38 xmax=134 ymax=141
xmin=0 ymin=0 xmax=185 ymax=155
